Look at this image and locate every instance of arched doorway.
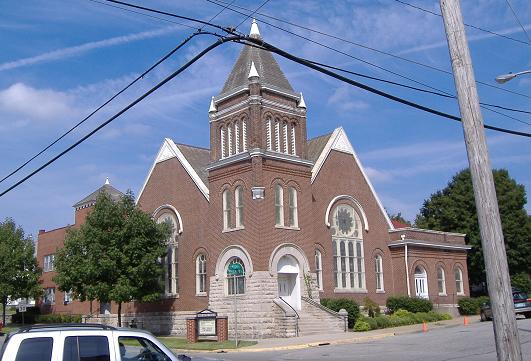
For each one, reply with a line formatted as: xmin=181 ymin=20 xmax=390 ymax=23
xmin=414 ymin=266 xmax=429 ymax=299
xmin=277 ymin=255 xmax=301 ymax=310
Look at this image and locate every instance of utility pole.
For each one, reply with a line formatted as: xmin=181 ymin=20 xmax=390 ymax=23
xmin=439 ymin=1 xmax=522 ymax=361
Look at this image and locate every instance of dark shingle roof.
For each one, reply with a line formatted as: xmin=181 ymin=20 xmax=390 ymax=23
xmin=306 ymin=133 xmax=332 ymax=163
xmin=73 ymin=184 xmax=124 ymax=208
xmin=221 ymin=43 xmax=294 ymax=95
xmin=175 ymin=143 xmax=211 ymax=185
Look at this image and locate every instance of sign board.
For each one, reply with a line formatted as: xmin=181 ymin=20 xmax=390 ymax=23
xmin=227 ymin=262 xmax=243 ymax=276
xmin=18 ymin=305 xmax=26 ymax=313
xmin=196 ymin=309 xmax=217 ymax=337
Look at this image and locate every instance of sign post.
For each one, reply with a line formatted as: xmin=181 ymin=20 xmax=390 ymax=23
xmin=18 ymin=302 xmax=27 ymax=326
xmin=227 ymin=262 xmax=243 ymax=348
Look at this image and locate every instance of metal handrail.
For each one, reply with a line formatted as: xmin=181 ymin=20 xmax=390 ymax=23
xmin=301 ymin=296 xmax=342 ymax=319
xmin=279 ymin=297 xmax=299 ymax=337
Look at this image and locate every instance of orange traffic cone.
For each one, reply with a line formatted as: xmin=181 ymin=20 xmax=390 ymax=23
xmin=422 ymin=321 xmax=428 ymax=332
xmin=464 ymin=316 xmax=469 ymax=326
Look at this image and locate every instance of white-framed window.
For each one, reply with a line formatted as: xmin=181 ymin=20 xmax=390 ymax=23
xmin=227 ymin=124 xmax=233 ymax=156
xmin=43 ymin=254 xmax=55 ymax=272
xmin=44 ymin=287 xmax=55 ymax=305
xmin=220 ymin=126 xmax=226 ymax=159
xmin=222 ymin=189 xmax=232 ymax=230
xmin=227 ymin=257 xmax=245 ymax=295
xmin=157 ymin=212 xmax=179 ymax=295
xmin=275 ymin=184 xmax=284 ymax=226
xmin=234 ymin=121 xmax=240 ymax=154
xmin=64 ymin=290 xmax=73 ymax=304
xmin=275 ymin=119 xmax=280 ymax=152
xmin=242 ymin=118 xmax=247 ymax=151
xmin=290 ymin=123 xmax=296 ymax=155
xmin=375 ymin=255 xmax=384 ymax=291
xmin=196 ymin=254 xmax=207 ymax=295
xmin=235 ymin=186 xmax=244 ymax=228
xmin=437 ymin=266 xmax=446 ymax=295
xmin=283 ymin=121 xmax=288 ymax=153
xmin=454 ymin=266 xmax=464 ymax=295
xmin=331 ymin=204 xmax=365 ymax=290
xmin=315 ymin=250 xmax=323 ymax=291
xmin=288 ymin=187 xmax=298 ymax=227
xmin=266 ymin=117 xmax=272 ymax=150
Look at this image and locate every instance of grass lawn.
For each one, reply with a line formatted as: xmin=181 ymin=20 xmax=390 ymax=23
xmin=157 ymin=337 xmax=256 ymax=351
xmin=1 ymin=323 xmax=22 ymax=334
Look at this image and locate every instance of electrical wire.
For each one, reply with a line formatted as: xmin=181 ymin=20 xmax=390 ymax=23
xmin=235 ymin=0 xmax=271 ymax=29
xmin=504 ymin=0 xmax=531 ymax=44
xmin=207 ymin=0 xmax=531 ymax=101
xmin=392 ymin=0 xmax=531 ymax=47
xmin=0 ymin=31 xmax=214 ymax=185
xmin=0 ymin=35 xmax=242 ymax=199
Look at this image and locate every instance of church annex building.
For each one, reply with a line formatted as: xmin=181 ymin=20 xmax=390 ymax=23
xmin=36 ymin=22 xmax=471 ymax=338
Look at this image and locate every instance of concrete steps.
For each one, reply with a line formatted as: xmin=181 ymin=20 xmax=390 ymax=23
xmin=297 ymin=298 xmax=345 ymax=336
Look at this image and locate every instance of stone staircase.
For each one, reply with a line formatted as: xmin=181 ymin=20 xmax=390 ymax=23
xmin=297 ymin=297 xmax=346 ymax=336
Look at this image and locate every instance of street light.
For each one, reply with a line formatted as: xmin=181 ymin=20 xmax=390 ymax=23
xmin=495 ymin=69 xmax=531 ymax=84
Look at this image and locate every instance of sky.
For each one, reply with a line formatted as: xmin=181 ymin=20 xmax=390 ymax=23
xmin=0 ymin=0 xmax=530 ymax=238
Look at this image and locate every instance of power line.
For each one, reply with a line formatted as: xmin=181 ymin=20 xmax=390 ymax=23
xmin=392 ymin=0 xmax=531 ymax=46
xmin=0 ymin=35 xmax=241 ymax=199
xmin=504 ymin=0 xmax=531 ymax=43
xmin=207 ymin=0 xmax=531 ymax=101
xmin=235 ymin=0 xmax=271 ymax=29
xmin=0 ymin=31 xmax=214 ymax=185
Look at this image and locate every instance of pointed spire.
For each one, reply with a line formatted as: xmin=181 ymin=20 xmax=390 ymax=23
xmin=297 ymin=92 xmax=306 ymax=109
xmin=209 ymin=96 xmax=217 ymax=113
xmin=248 ymin=61 xmax=260 ymax=80
xmin=105 ymin=177 xmax=110 ymax=185
xmin=250 ymin=18 xmax=261 ymax=39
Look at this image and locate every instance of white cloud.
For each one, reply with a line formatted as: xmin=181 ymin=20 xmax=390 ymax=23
xmin=328 ymin=86 xmax=369 ymax=111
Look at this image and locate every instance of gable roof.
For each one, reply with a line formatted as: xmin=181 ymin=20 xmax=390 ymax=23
xmin=73 ymin=183 xmax=123 ymax=209
xmin=307 ymin=132 xmax=332 ymax=163
xmin=391 ymin=219 xmax=410 ymax=229
xmin=175 ymin=143 xmax=210 ymax=185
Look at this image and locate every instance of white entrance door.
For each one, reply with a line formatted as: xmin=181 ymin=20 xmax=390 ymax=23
xmin=277 ymin=255 xmax=301 ymax=310
xmin=414 ymin=266 xmax=429 ymax=299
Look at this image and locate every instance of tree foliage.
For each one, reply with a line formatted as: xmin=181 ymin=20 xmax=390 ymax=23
xmin=389 ymin=212 xmax=411 ymax=226
xmin=54 ymin=191 xmax=169 ymax=326
xmin=0 ymin=218 xmax=42 ymax=325
xmin=415 ymin=169 xmax=531 ymax=286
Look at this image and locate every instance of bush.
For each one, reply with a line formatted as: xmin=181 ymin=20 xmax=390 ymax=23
xmin=354 ymin=320 xmax=371 ymax=332
xmin=386 ymin=296 xmax=433 ymax=313
xmin=393 ymin=309 xmax=411 ymax=318
xmin=374 ymin=315 xmax=391 ymax=329
xmin=11 ymin=307 xmax=40 ymax=324
xmin=321 ymin=298 xmax=360 ymax=328
xmin=35 ymin=314 xmax=82 ymax=324
xmin=363 ymin=297 xmax=380 ymax=317
xmin=458 ymin=297 xmax=489 ymax=315
xmin=511 ymin=273 xmax=531 ymax=293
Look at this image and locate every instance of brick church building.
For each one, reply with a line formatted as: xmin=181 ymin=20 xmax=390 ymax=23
xmin=37 ymin=21 xmax=470 ymax=338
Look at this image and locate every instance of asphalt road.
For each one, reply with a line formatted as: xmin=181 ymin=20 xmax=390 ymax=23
xmin=188 ymin=318 xmax=531 ymax=361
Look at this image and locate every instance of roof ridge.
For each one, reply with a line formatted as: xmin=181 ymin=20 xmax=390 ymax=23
xmin=174 ymin=142 xmax=211 ymax=152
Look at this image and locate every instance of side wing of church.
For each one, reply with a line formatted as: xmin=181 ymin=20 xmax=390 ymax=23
xmin=36 ymin=21 xmax=470 ymax=338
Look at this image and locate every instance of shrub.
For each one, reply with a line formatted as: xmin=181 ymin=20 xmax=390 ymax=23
xmin=374 ymin=315 xmax=391 ymax=329
xmin=458 ymin=297 xmax=490 ymax=315
xmin=354 ymin=320 xmax=371 ymax=332
xmin=386 ymin=296 xmax=433 ymax=313
xmin=363 ymin=297 xmax=380 ymax=317
xmin=511 ymin=273 xmax=531 ymax=293
xmin=321 ymin=298 xmax=360 ymax=328
xmin=35 ymin=314 xmax=82 ymax=324
xmin=11 ymin=307 xmax=40 ymax=324
xmin=393 ymin=309 xmax=411 ymax=318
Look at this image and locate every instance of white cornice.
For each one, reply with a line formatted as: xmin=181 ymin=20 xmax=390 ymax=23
xmin=389 ymin=227 xmax=466 ymax=237
xmin=311 ymin=127 xmax=393 ymax=229
xmin=137 ymin=138 xmax=209 ymax=204
xmin=388 ymin=239 xmax=472 ymax=251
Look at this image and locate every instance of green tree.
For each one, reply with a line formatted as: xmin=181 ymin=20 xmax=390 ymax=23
xmin=389 ymin=212 xmax=411 ymax=226
xmin=416 ymin=169 xmax=531 ymax=287
xmin=54 ymin=191 xmax=169 ymax=326
xmin=0 ymin=218 xmax=42 ymax=325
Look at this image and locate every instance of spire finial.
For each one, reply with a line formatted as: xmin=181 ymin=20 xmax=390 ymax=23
xmin=250 ymin=18 xmax=261 ymax=38
xmin=297 ymin=92 xmax=306 ymax=109
xmin=248 ymin=61 xmax=260 ymax=80
xmin=105 ymin=177 xmax=110 ymax=185
xmin=209 ymin=96 xmax=217 ymax=113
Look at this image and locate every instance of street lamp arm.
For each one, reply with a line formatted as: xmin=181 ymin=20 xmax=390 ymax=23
xmin=495 ymin=69 xmax=531 ymax=84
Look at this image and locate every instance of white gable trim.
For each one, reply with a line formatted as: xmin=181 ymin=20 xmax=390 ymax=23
xmin=311 ymin=127 xmax=393 ymax=229
xmin=152 ymin=204 xmax=184 ymax=234
xmin=324 ymin=195 xmax=369 ymax=232
xmin=137 ymin=138 xmax=209 ymax=204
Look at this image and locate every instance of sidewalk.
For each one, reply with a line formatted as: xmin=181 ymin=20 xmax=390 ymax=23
xmin=209 ymin=315 xmax=480 ymax=353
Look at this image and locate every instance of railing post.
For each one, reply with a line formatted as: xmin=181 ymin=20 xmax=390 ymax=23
xmin=338 ymin=309 xmax=348 ymax=332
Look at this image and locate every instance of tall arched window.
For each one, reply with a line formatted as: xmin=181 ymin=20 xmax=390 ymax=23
xmin=283 ymin=121 xmax=288 ymax=153
xmin=266 ymin=117 xmax=272 ymax=150
xmin=227 ymin=257 xmax=245 ymax=295
xmin=234 ymin=121 xmax=240 ymax=154
xmin=288 ymin=187 xmax=298 ymax=227
xmin=331 ymin=204 xmax=365 ymax=290
xmin=315 ymin=250 xmax=323 ymax=291
xmin=220 ymin=126 xmax=226 ymax=159
xmin=222 ymin=189 xmax=232 ymax=230
xmin=437 ymin=266 xmax=446 ymax=295
xmin=157 ymin=212 xmax=179 ymax=295
xmin=242 ymin=118 xmax=247 ymax=151
xmin=274 ymin=119 xmax=280 ymax=152
xmin=196 ymin=254 xmax=207 ymax=295
xmin=454 ymin=266 xmax=464 ymax=295
xmin=275 ymin=184 xmax=284 ymax=226
xmin=235 ymin=186 xmax=244 ymax=228
xmin=375 ymin=255 xmax=384 ymax=291
xmin=227 ymin=124 xmax=233 ymax=156
xmin=290 ymin=123 xmax=296 ymax=155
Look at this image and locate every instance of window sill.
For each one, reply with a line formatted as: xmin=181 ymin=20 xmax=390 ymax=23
xmin=222 ymin=226 xmax=245 ymax=233
xmin=196 ymin=292 xmax=207 ymax=297
xmin=376 ymin=290 xmax=386 ymax=294
xmin=438 ymin=293 xmax=447 ymax=296
xmin=275 ymin=225 xmax=300 ymax=231
xmin=163 ymin=293 xmax=180 ymax=299
xmin=333 ymin=288 xmax=368 ymax=294
xmin=457 ymin=292 xmax=465 ymax=296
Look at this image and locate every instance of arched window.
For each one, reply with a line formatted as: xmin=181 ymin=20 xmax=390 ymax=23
xmin=414 ymin=266 xmax=429 ymax=299
xmin=331 ymin=204 xmax=365 ymax=290
xmin=283 ymin=121 xmax=288 ymax=153
xmin=157 ymin=212 xmax=179 ymax=295
xmin=196 ymin=254 xmax=207 ymax=295
xmin=288 ymin=187 xmax=298 ymax=227
xmin=234 ymin=121 xmax=240 ymax=154
xmin=454 ymin=266 xmax=464 ymax=295
xmin=266 ymin=117 xmax=272 ymax=150
xmin=290 ymin=123 xmax=296 ymax=155
xmin=275 ymin=184 xmax=284 ymax=226
xmin=375 ymin=255 xmax=384 ymax=291
xmin=242 ymin=118 xmax=247 ymax=151
xmin=227 ymin=123 xmax=233 ymax=156
xmin=227 ymin=257 xmax=245 ymax=295
xmin=222 ymin=189 xmax=232 ymax=230
xmin=437 ymin=266 xmax=446 ymax=295
xmin=315 ymin=250 xmax=323 ymax=291
xmin=235 ymin=186 xmax=244 ymax=228
xmin=275 ymin=119 xmax=280 ymax=152
xmin=220 ymin=126 xmax=226 ymax=159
